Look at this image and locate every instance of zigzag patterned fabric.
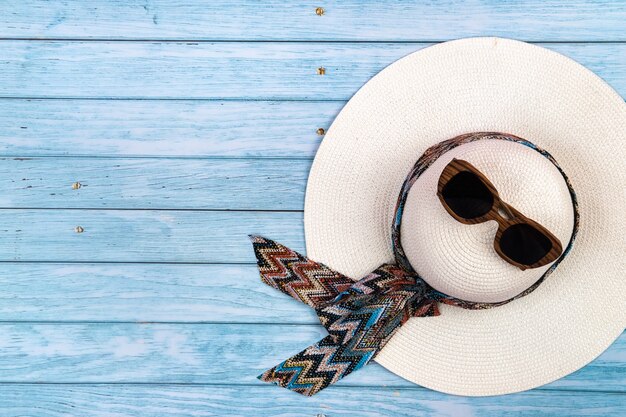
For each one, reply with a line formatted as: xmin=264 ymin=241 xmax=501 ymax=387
xmin=247 ymin=134 xmax=579 ymax=396
xmin=250 ymin=235 xmax=439 ymax=396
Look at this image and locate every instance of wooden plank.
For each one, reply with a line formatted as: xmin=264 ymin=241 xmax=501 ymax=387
xmin=0 ymin=209 xmax=303 ymax=262
xmin=0 ymin=263 xmax=319 ymax=323
xmin=0 ymin=42 xmax=625 ymax=100
xmin=0 ymin=323 xmax=622 ymax=392
xmin=1 ymin=1 xmax=625 ymax=41
xmin=0 ymin=100 xmax=335 ymax=157
xmin=0 ymin=157 xmax=309 ymax=210
xmin=0 ymin=385 xmax=624 ymax=417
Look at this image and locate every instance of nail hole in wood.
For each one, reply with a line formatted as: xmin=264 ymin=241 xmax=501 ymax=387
xmin=74 ymin=226 xmax=84 ymax=233
xmin=316 ymin=128 xmax=326 ymax=135
xmin=72 ymin=182 xmax=82 ymax=190
xmin=315 ymin=7 xmax=325 ymax=16
xmin=317 ymin=67 xmax=326 ymax=75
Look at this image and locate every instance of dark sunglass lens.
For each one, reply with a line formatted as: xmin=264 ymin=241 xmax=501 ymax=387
xmin=441 ymin=171 xmax=494 ymax=219
xmin=500 ymin=223 xmax=553 ymax=266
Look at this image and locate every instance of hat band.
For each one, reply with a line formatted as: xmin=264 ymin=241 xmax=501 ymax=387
xmin=391 ymin=132 xmax=579 ymax=308
xmin=247 ymin=132 xmax=579 ymax=397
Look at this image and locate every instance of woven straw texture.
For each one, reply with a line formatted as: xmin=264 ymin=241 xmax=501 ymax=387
xmin=401 ymin=138 xmax=574 ymax=303
xmin=304 ymin=37 xmax=626 ymax=395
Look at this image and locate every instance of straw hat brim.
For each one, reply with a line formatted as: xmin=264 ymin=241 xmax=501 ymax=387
xmin=304 ymin=37 xmax=626 ymax=395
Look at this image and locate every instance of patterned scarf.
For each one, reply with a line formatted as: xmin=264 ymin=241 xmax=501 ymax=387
xmin=251 ymin=132 xmax=579 ymax=396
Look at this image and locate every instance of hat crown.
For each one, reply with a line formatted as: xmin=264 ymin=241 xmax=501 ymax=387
xmin=400 ymin=138 xmax=575 ymax=303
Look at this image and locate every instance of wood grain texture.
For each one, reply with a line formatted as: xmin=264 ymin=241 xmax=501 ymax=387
xmin=0 ymin=157 xmax=309 ymax=210
xmin=0 ymin=209 xmax=303 ymax=263
xmin=0 ymin=323 xmax=622 ymax=392
xmin=0 ymin=263 xmax=320 ymax=323
xmin=1 ymin=385 xmax=625 ymax=417
xmin=0 ymin=42 xmax=625 ymax=100
xmin=0 ymin=99 xmax=335 ymax=157
xmin=2 ymin=1 xmax=626 ymax=41
xmin=2 ymin=1 xmax=625 ymax=414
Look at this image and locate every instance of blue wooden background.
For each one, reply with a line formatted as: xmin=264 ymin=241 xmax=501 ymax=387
xmin=0 ymin=1 xmax=624 ymax=416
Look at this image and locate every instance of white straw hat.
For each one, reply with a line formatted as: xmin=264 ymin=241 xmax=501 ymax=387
xmin=304 ymin=37 xmax=626 ymax=395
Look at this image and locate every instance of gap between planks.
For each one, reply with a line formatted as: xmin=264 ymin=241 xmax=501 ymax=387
xmin=3 ymin=39 xmax=626 ymax=43
xmin=0 ymin=382 xmax=621 ymax=395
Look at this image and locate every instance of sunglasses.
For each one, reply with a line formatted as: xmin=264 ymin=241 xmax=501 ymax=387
xmin=437 ymin=159 xmax=563 ymax=270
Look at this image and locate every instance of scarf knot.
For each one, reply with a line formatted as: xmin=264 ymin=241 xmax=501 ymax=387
xmin=249 ymin=133 xmax=579 ymax=396
xmin=250 ymin=235 xmax=439 ymax=396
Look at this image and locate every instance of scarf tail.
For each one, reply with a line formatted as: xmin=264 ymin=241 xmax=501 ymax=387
xmin=250 ymin=236 xmax=441 ymax=396
xmin=249 ymin=235 xmax=354 ymax=308
xmin=258 ymin=334 xmax=376 ymax=396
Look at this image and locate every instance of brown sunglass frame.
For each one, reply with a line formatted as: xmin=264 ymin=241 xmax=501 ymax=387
xmin=436 ymin=158 xmax=563 ymax=271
